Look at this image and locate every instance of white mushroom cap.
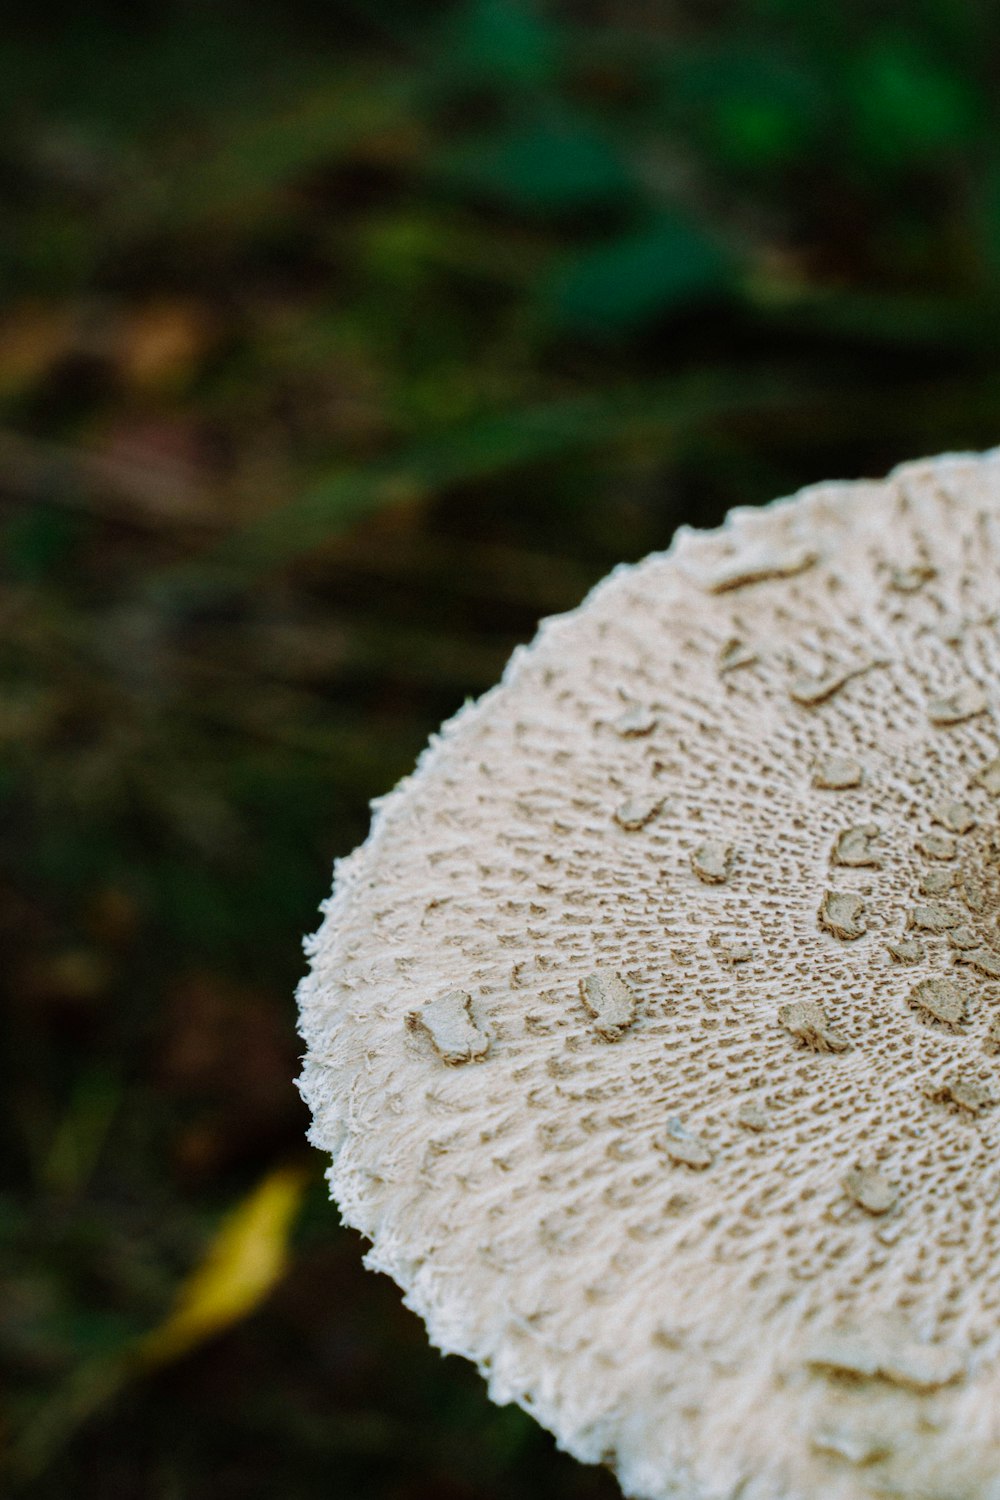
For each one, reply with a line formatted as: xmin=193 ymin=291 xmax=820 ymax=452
xmin=298 ymin=450 xmax=1000 ymax=1500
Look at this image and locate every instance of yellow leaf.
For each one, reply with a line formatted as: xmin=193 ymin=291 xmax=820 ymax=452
xmin=138 ymin=1165 xmax=308 ymax=1368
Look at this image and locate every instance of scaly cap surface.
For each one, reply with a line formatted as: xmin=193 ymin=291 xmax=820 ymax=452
xmin=299 ymin=450 xmax=1000 ymax=1500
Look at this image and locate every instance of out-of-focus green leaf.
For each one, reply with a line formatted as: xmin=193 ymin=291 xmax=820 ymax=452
xmin=439 ymin=116 xmax=632 ymax=212
xmin=847 ymin=38 xmax=977 ymax=165
xmin=543 ymin=218 xmax=734 ymax=335
xmin=711 ymin=95 xmax=803 ymax=166
xmin=438 ymin=0 xmax=560 ymax=87
xmin=661 ymin=43 xmax=821 ymax=168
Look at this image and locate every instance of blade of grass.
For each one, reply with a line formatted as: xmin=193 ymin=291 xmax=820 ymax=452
xmin=5 ymin=1167 xmax=310 ymax=1488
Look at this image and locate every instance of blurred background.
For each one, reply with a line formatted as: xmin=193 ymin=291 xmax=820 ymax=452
xmin=3 ymin=0 xmax=1000 ymax=1494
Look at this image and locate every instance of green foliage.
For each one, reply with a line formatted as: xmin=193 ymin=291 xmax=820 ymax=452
xmin=439 ymin=114 xmax=631 ymax=214
xmin=440 ymin=0 xmax=561 ymax=86
xmin=847 ymin=35 xmax=978 ymax=167
xmin=544 ymin=216 xmax=734 ymax=333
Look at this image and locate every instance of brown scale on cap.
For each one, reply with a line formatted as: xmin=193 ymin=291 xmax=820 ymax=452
xmin=613 ymin=794 xmax=662 ymax=831
xmin=779 ymin=999 xmax=851 ymax=1052
xmin=579 ymin=969 xmax=637 ymax=1041
xmin=916 ymin=832 xmax=958 ymax=861
xmin=717 ymin=636 xmax=757 ymax=672
xmin=736 ymin=1099 xmax=769 ymax=1132
xmin=612 ymin=705 xmax=657 ymax=738
xmin=918 ymin=866 xmax=957 ymax=896
xmin=955 ymin=946 xmax=1000 ymax=979
xmin=927 ymin=686 xmax=990 ymax=726
xmin=299 ymin=451 xmax=1000 ymax=1500
xmin=655 ymin=1117 xmax=714 ymax=1169
xmin=812 ymin=755 xmax=864 ymax=790
xmin=831 ymin=823 xmax=883 ymax=868
xmin=933 ymin=801 xmax=977 ymax=835
xmin=789 ymin=660 xmax=882 ymax=707
xmin=690 ymin=839 xmax=733 ymax=884
xmin=819 ymin=890 xmax=867 ymax=940
xmin=696 ymin=542 xmax=817 ymax=593
xmin=407 ymin=990 xmax=490 ymax=1065
xmin=907 ymin=976 xmax=969 ymax=1029
xmin=805 ymin=1317 xmax=965 ymax=1392
xmin=843 ymin=1165 xmax=898 ymax=1215
xmin=887 ymin=936 xmax=925 ymax=963
xmin=972 ymin=757 xmax=1000 ymax=796
xmin=889 ymin=563 xmax=936 ymax=592
xmin=908 ymin=901 xmax=960 ymax=933
xmin=923 ymin=1073 xmax=995 ymax=1115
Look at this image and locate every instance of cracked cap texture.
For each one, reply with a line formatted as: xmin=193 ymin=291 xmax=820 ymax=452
xmin=298 ymin=450 xmax=1000 ymax=1500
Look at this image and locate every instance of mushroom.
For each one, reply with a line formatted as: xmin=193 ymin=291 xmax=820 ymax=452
xmin=298 ymin=451 xmax=1000 ymax=1500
